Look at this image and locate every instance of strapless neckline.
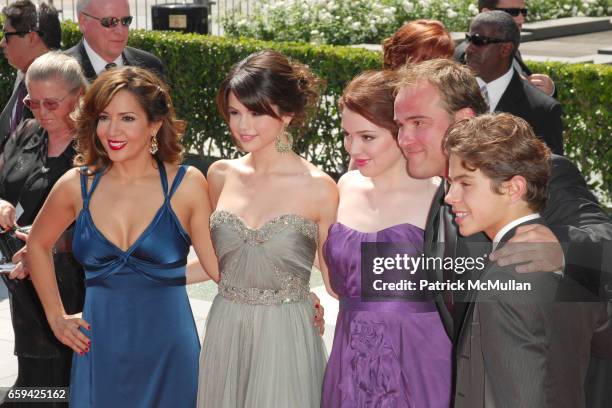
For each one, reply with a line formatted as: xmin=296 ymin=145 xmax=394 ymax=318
xmin=210 ymin=209 xmax=319 ymax=245
xmin=211 ymin=209 xmax=317 ymax=230
xmin=332 ymin=221 xmax=424 ymax=234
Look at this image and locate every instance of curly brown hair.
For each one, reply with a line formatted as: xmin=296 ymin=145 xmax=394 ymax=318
xmin=73 ymin=67 xmax=185 ymax=171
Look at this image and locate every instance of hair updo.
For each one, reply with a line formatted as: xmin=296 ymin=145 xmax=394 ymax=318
xmin=382 ymin=19 xmax=454 ymax=69
xmin=216 ymin=50 xmax=323 ymax=141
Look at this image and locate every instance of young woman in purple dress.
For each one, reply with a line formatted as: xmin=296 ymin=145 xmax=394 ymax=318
xmin=321 ymin=70 xmax=452 ymax=407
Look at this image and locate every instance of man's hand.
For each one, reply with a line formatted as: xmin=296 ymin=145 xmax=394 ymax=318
xmin=310 ymin=292 xmax=325 ymax=336
xmin=527 ymin=74 xmax=555 ymax=96
xmin=490 ymin=224 xmax=564 ymax=273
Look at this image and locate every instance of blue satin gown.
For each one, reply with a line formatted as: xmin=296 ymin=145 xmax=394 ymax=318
xmin=70 ymin=161 xmax=199 ymax=407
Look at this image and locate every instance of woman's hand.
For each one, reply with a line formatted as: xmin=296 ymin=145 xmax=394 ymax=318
xmin=0 ymin=200 xmax=16 ymax=230
xmin=49 ymin=313 xmax=91 ymax=355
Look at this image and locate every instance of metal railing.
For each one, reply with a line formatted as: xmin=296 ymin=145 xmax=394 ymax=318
xmin=2 ymin=0 xmax=264 ymax=35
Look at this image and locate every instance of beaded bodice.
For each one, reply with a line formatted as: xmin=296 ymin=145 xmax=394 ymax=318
xmin=210 ymin=210 xmax=318 ymax=305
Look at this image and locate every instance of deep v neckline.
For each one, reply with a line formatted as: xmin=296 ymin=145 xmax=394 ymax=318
xmin=85 ymin=204 xmax=167 ymax=254
xmin=79 ymin=160 xmax=185 ymax=255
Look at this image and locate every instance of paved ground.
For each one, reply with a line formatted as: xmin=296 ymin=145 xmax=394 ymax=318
xmin=521 ymin=30 xmax=612 ymax=59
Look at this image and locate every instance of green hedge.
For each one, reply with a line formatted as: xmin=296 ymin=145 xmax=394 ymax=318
xmin=1 ymin=22 xmax=609 ymax=202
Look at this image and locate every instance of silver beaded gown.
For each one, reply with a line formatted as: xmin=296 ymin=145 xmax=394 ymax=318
xmin=196 ymin=210 xmax=327 ymax=408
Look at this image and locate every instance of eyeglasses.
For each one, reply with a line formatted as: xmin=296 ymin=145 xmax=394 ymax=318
xmin=2 ymin=30 xmax=33 ymax=41
xmin=465 ymin=33 xmax=510 ymax=46
xmin=23 ymin=90 xmax=77 ymax=111
xmin=81 ymin=11 xmax=133 ymax=28
xmin=493 ymin=7 xmax=528 ymax=17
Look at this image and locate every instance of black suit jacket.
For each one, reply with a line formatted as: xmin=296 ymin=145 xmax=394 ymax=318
xmin=0 ymin=76 xmax=32 ymax=154
xmin=495 ymin=71 xmax=564 ymax=155
xmin=425 ymin=154 xmax=612 ymax=341
xmin=64 ymin=39 xmax=165 ymax=82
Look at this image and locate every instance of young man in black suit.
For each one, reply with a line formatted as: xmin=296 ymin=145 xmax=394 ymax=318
xmin=465 ymin=11 xmax=563 ymax=155
xmin=444 ymin=113 xmax=606 ymax=407
xmin=65 ymin=0 xmax=164 ymax=81
xmin=393 ymin=58 xmax=611 ymax=406
xmin=0 ymin=1 xmax=60 ymax=153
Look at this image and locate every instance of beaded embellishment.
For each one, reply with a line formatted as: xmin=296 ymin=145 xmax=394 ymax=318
xmin=210 ymin=210 xmax=319 ymax=245
xmin=210 ymin=210 xmax=316 ymax=305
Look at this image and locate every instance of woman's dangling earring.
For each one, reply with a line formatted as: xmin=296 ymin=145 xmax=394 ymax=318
xmin=275 ymin=130 xmax=293 ymax=154
xmin=149 ymin=134 xmax=159 ymax=155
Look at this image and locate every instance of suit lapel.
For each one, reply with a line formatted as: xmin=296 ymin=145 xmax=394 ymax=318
xmin=495 ymin=72 xmax=524 ymax=113
xmin=77 ymin=40 xmax=97 ymax=81
xmin=122 ymin=47 xmax=134 ymax=66
xmin=456 ymin=218 xmax=543 ymax=343
xmin=424 ymin=183 xmax=454 ymax=339
xmin=0 ymin=78 xmax=27 ymax=151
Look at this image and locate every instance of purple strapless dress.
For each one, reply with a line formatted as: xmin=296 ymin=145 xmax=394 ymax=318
xmin=321 ymin=223 xmax=452 ymax=408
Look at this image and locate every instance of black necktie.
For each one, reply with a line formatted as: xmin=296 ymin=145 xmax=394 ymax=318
xmin=10 ymin=81 xmax=27 ymax=135
xmin=105 ymin=63 xmax=117 ymax=70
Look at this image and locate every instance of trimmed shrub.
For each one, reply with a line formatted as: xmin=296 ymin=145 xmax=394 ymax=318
xmin=0 ymin=23 xmax=608 ymax=202
xmin=220 ymin=0 xmax=612 ymax=46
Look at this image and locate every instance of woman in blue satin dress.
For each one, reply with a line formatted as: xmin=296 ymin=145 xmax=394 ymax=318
xmin=27 ymin=67 xmax=219 ymax=407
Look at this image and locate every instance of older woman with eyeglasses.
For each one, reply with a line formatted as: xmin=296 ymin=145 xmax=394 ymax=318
xmin=0 ymin=51 xmax=87 ymax=401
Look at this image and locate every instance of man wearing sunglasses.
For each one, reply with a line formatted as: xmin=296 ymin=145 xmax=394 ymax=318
xmin=0 ymin=1 xmax=60 ymax=154
xmin=454 ymin=0 xmax=557 ymax=97
xmin=65 ymin=0 xmax=164 ymax=82
xmin=465 ymin=11 xmax=563 ymax=156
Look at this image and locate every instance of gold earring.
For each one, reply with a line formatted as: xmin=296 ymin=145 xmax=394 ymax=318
xmin=275 ymin=130 xmax=293 ymax=154
xmin=149 ymin=134 xmax=158 ymax=155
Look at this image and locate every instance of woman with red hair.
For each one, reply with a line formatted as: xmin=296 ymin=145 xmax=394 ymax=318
xmin=383 ymin=19 xmax=455 ymax=69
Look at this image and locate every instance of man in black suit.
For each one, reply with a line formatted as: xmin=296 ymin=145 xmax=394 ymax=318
xmin=465 ymin=11 xmax=563 ymax=155
xmin=455 ymin=0 xmax=556 ymax=96
xmin=66 ymin=0 xmax=164 ymax=82
xmin=0 ymin=1 xmax=60 ymax=153
xmin=393 ymin=58 xmax=612 ymax=405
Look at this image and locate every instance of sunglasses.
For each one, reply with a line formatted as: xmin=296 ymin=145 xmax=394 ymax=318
xmin=2 ymin=30 xmax=32 ymax=40
xmin=23 ymin=90 xmax=77 ymax=111
xmin=465 ymin=33 xmax=510 ymax=46
xmin=494 ymin=7 xmax=528 ymax=17
xmin=82 ymin=11 xmax=133 ymax=28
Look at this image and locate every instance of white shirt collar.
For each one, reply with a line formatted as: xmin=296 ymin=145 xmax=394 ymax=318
xmin=83 ymin=39 xmax=123 ymax=76
xmin=478 ymin=66 xmax=514 ymax=112
xmin=492 ymin=213 xmax=541 ymax=252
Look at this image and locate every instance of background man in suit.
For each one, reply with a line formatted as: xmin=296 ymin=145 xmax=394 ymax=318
xmin=66 ymin=0 xmax=164 ymax=81
xmin=444 ymin=113 xmax=606 ymax=407
xmin=393 ymin=58 xmax=611 ymax=405
xmin=465 ymin=11 xmax=563 ymax=155
xmin=0 ymin=1 xmax=60 ymax=153
xmin=455 ymin=0 xmax=556 ymax=96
